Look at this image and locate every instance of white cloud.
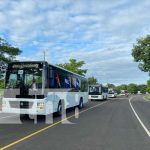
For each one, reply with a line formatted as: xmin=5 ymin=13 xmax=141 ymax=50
xmin=0 ymin=0 xmax=149 ymax=84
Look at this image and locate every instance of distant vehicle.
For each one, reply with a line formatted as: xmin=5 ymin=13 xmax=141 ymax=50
xmin=108 ymin=90 xmax=117 ymax=98
xmin=88 ymin=84 xmax=108 ymax=101
xmin=120 ymin=90 xmax=128 ymax=96
xmin=137 ymin=91 xmax=142 ymax=95
xmin=2 ymin=61 xmax=88 ymax=117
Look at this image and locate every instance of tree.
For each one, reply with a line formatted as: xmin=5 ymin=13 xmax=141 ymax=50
xmin=116 ymin=84 xmax=127 ymax=94
xmin=107 ymin=83 xmax=115 ymax=89
xmin=88 ymin=77 xmax=98 ymax=85
xmin=0 ymin=38 xmax=21 ymax=63
xmin=132 ymin=35 xmax=150 ymax=74
xmin=127 ymin=83 xmax=138 ymax=94
xmin=117 ymin=84 xmax=127 ymax=90
xmin=147 ymin=80 xmax=150 ymax=92
xmin=0 ymin=80 xmax=4 ymax=89
xmin=137 ymin=84 xmax=147 ymax=94
xmin=0 ymin=37 xmax=21 ymax=79
xmin=57 ymin=59 xmax=87 ymax=76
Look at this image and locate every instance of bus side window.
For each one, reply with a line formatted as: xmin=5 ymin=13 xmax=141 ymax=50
xmin=49 ymin=69 xmax=55 ymax=88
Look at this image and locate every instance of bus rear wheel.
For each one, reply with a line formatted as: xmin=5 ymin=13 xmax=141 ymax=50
xmin=57 ymin=100 xmax=65 ymax=116
xmin=57 ymin=101 xmax=62 ymax=116
xmin=78 ymin=98 xmax=83 ymax=109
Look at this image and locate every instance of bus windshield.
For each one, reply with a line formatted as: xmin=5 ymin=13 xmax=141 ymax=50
xmin=89 ymin=86 xmax=101 ymax=95
xmin=6 ymin=68 xmax=42 ymax=89
xmin=5 ymin=62 xmax=44 ymax=90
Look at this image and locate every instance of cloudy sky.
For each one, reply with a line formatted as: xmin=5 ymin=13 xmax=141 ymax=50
xmin=0 ymin=0 xmax=149 ymax=84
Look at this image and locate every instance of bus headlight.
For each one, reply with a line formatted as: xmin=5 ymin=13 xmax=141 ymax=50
xmin=37 ymin=102 xmax=44 ymax=109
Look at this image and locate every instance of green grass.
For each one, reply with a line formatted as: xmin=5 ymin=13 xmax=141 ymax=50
xmin=144 ymin=94 xmax=150 ymax=101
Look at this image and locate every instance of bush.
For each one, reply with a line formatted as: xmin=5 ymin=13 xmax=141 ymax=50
xmin=0 ymin=80 xmax=4 ymax=89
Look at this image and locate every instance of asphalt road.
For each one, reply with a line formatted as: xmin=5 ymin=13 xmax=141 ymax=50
xmin=0 ymin=95 xmax=149 ymax=150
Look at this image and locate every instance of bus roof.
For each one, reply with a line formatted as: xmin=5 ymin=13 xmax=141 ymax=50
xmin=89 ymin=84 xmax=106 ymax=87
xmin=8 ymin=61 xmax=86 ymax=79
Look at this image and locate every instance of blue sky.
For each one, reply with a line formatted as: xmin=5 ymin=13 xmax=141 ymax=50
xmin=0 ymin=0 xmax=149 ymax=84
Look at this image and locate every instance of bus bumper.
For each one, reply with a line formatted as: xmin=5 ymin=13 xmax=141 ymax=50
xmin=2 ymin=98 xmax=51 ymax=115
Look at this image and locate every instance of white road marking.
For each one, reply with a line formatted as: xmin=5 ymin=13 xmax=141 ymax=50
xmin=129 ymin=97 xmax=150 ymax=137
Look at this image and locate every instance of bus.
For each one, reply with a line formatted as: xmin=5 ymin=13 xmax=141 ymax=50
xmin=2 ymin=61 xmax=88 ymax=116
xmin=108 ymin=89 xmax=117 ymax=98
xmin=88 ymin=84 xmax=108 ymax=101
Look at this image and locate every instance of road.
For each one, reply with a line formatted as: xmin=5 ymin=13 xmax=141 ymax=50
xmin=0 ymin=95 xmax=149 ymax=150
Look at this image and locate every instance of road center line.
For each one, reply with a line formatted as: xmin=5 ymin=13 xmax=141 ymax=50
xmin=129 ymin=97 xmax=150 ymax=137
xmin=0 ymin=101 xmax=107 ymax=150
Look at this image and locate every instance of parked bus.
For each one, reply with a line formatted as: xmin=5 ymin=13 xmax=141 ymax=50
xmin=88 ymin=84 xmax=108 ymax=101
xmin=2 ymin=61 xmax=88 ymax=116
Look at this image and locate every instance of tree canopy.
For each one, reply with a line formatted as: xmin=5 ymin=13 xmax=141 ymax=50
xmin=132 ymin=35 xmax=150 ymax=74
xmin=0 ymin=37 xmax=21 ymax=80
xmin=57 ymin=59 xmax=87 ymax=76
xmin=147 ymin=80 xmax=150 ymax=92
xmin=107 ymin=83 xmax=115 ymax=89
xmin=0 ymin=38 xmax=21 ymax=63
xmin=127 ymin=83 xmax=138 ymax=94
xmin=88 ymin=77 xmax=98 ymax=85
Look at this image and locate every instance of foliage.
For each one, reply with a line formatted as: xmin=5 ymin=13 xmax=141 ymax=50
xmin=0 ymin=37 xmax=21 ymax=63
xmin=137 ymin=84 xmax=147 ymax=94
xmin=57 ymin=59 xmax=87 ymax=76
xmin=116 ymin=84 xmax=128 ymax=92
xmin=107 ymin=83 xmax=115 ymax=89
xmin=147 ymin=80 xmax=150 ymax=92
xmin=0 ymin=80 xmax=4 ymax=89
xmin=127 ymin=83 xmax=138 ymax=94
xmin=132 ymin=35 xmax=150 ymax=74
xmin=88 ymin=77 xmax=98 ymax=85
xmin=0 ymin=37 xmax=21 ymax=79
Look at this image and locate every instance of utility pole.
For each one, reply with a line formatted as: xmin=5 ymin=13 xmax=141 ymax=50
xmin=43 ymin=50 xmax=46 ymax=61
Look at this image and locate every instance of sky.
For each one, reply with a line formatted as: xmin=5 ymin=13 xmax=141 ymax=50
xmin=0 ymin=0 xmax=149 ymax=85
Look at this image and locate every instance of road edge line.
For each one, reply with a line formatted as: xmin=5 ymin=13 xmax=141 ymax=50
xmin=129 ymin=97 xmax=150 ymax=137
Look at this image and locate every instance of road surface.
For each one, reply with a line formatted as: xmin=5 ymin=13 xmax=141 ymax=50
xmin=0 ymin=95 xmax=149 ymax=150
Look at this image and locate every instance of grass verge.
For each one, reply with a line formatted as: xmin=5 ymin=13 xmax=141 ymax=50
xmin=144 ymin=94 xmax=150 ymax=101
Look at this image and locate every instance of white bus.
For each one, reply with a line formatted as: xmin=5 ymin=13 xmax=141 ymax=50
xmin=88 ymin=84 xmax=108 ymax=101
xmin=2 ymin=61 xmax=88 ymax=116
xmin=108 ymin=89 xmax=117 ymax=98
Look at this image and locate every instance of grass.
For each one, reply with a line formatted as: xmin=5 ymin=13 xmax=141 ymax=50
xmin=144 ymin=94 xmax=150 ymax=101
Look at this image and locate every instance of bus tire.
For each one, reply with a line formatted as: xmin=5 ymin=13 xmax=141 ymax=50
xmin=57 ymin=101 xmax=62 ymax=116
xmin=78 ymin=98 xmax=83 ymax=109
xmin=20 ymin=114 xmax=29 ymax=122
xmin=57 ymin=100 xmax=65 ymax=116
